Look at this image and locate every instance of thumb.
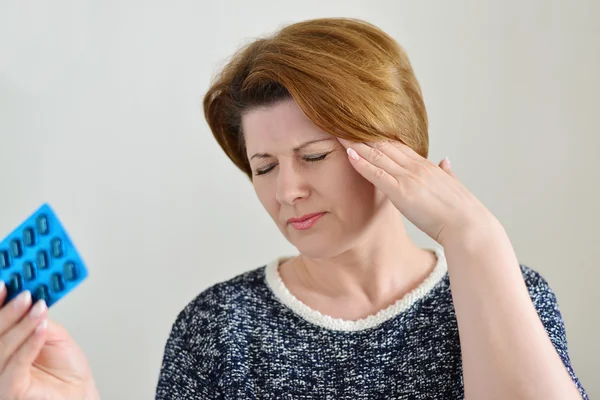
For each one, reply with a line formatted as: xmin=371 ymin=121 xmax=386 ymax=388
xmin=439 ymin=157 xmax=458 ymax=179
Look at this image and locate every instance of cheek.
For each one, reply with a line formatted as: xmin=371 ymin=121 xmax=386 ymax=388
xmin=319 ymin=154 xmax=375 ymax=202
xmin=331 ymin=151 xmax=369 ymax=186
xmin=253 ymin=180 xmax=279 ymax=217
xmin=330 ymin=156 xmax=383 ymax=216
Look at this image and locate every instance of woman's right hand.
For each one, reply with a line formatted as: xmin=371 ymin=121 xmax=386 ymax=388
xmin=0 ymin=282 xmax=100 ymax=400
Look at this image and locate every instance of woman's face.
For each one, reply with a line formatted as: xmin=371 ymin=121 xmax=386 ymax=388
xmin=242 ymin=99 xmax=388 ymax=258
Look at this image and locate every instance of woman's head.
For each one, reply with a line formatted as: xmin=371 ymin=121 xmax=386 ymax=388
xmin=203 ymin=18 xmax=428 ymax=257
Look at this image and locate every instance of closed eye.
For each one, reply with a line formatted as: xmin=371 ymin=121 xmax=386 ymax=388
xmin=254 ymin=152 xmax=331 ymax=176
xmin=304 ymin=152 xmax=330 ymax=162
xmin=255 ymin=164 xmax=276 ymax=176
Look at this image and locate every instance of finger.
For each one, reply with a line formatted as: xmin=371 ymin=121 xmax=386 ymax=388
xmin=343 ymin=147 xmax=400 ymax=193
xmin=1 ymin=325 xmax=47 ymax=400
xmin=369 ymin=139 xmax=421 ymax=162
xmin=439 ymin=157 xmax=458 ymax=179
xmin=368 ymin=140 xmax=438 ymax=170
xmin=0 ymin=281 xmax=6 ymax=308
xmin=337 ymin=138 xmax=406 ymax=176
xmin=5 ymin=318 xmax=48 ymax=379
xmin=0 ymin=290 xmax=33 ymax=336
xmin=0 ymin=298 xmax=47 ymax=373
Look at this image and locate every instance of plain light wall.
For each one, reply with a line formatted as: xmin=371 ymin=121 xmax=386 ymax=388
xmin=1 ymin=1 xmax=598 ymax=398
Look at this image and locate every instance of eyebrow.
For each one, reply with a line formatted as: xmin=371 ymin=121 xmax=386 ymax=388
xmin=250 ymin=138 xmax=333 ymax=161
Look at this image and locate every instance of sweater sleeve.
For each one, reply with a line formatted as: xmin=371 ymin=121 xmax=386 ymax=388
xmin=154 ymin=291 xmax=222 ymax=399
xmin=521 ymin=265 xmax=588 ymax=399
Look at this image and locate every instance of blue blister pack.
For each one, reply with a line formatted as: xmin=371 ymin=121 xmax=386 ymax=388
xmin=0 ymin=204 xmax=88 ymax=307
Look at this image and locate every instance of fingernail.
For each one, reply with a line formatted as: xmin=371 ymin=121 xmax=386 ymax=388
xmin=347 ymin=148 xmax=360 ymax=161
xmin=30 ymin=299 xmax=47 ymax=318
xmin=35 ymin=319 xmax=48 ymax=334
xmin=444 ymin=157 xmax=451 ymax=167
xmin=0 ymin=281 xmax=5 ymax=293
xmin=13 ymin=290 xmax=32 ymax=308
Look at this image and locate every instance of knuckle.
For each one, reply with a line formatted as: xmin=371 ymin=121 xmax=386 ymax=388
xmin=393 ymin=180 xmax=405 ymax=195
xmin=413 ymin=162 xmax=430 ymax=176
xmin=373 ymin=140 xmax=388 ymax=149
xmin=374 ymin=167 xmax=387 ymax=180
xmin=369 ymin=148 xmax=384 ymax=162
xmin=400 ymin=176 xmax=418 ymax=197
xmin=0 ymin=336 xmax=10 ymax=362
xmin=0 ymin=335 xmax=7 ymax=352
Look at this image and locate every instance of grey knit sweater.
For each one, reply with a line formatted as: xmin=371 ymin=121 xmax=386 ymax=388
xmin=154 ymin=248 xmax=588 ymax=399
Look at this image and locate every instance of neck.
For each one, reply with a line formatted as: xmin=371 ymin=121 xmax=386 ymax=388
xmin=288 ymin=211 xmax=438 ymax=308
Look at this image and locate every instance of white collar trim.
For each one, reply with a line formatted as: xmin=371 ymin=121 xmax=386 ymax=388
xmin=264 ymin=247 xmax=448 ymax=332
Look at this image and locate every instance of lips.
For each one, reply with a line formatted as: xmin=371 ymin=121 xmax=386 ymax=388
xmin=287 ymin=212 xmax=326 ymax=230
xmin=288 ymin=212 xmax=324 ymax=223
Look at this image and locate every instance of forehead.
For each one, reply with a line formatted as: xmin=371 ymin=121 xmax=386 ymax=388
xmin=242 ymin=99 xmax=330 ymax=152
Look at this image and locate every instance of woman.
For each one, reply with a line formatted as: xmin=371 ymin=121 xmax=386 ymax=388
xmin=0 ymin=17 xmax=588 ymax=399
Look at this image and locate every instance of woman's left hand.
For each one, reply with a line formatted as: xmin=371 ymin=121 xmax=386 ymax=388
xmin=337 ymin=138 xmax=500 ymax=246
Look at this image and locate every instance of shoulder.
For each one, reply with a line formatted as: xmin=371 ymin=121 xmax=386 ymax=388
xmin=519 ymin=263 xmax=553 ymax=291
xmin=517 ymin=264 xmax=588 ymax=397
xmin=517 ymin=263 xmax=566 ymax=321
xmin=167 ymin=264 xmax=269 ymax=349
xmin=187 ymin=264 xmax=267 ymax=311
xmin=518 ymin=264 xmax=561 ymax=309
xmin=517 ymin=263 xmax=570 ymax=347
xmin=156 ymin=266 xmax=271 ymax=395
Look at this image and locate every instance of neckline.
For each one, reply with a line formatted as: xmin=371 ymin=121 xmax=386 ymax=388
xmin=264 ymin=247 xmax=448 ymax=332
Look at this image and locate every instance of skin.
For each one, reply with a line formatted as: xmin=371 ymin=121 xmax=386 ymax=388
xmin=244 ymin=98 xmax=582 ymax=399
xmin=243 ymin=99 xmax=437 ymax=320
xmin=0 ymin=98 xmax=581 ymax=399
xmin=0 ymin=286 xmax=100 ymax=400
xmin=337 ymin=137 xmax=583 ymax=399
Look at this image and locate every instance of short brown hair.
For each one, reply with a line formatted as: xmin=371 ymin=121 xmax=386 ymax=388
xmin=203 ymin=17 xmax=428 ymax=179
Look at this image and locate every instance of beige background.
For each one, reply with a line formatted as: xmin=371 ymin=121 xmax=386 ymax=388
xmin=0 ymin=1 xmax=598 ymax=398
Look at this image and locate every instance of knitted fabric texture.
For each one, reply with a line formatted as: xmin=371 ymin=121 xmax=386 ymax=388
xmin=155 ymin=248 xmax=588 ymax=399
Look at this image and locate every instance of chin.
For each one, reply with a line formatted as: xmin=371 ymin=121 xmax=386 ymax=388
xmin=285 ymin=229 xmax=350 ymax=260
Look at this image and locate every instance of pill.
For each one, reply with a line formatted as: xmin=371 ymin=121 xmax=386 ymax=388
xmin=23 ymin=261 xmax=36 ymax=281
xmin=10 ymin=239 xmax=22 ymax=258
xmin=51 ymin=238 xmax=63 ymax=258
xmin=8 ymin=273 xmax=22 ymax=296
xmin=34 ymin=284 xmax=49 ymax=303
xmin=36 ymin=215 xmax=49 ymax=235
xmin=37 ymin=250 xmax=49 ymax=269
xmin=63 ymin=261 xmax=78 ymax=281
xmin=23 ymin=227 xmax=36 ymax=246
xmin=0 ymin=250 xmax=9 ymax=268
xmin=50 ymin=273 xmax=64 ymax=293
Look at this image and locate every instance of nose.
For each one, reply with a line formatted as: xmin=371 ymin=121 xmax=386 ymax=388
xmin=275 ymin=161 xmax=310 ymax=206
